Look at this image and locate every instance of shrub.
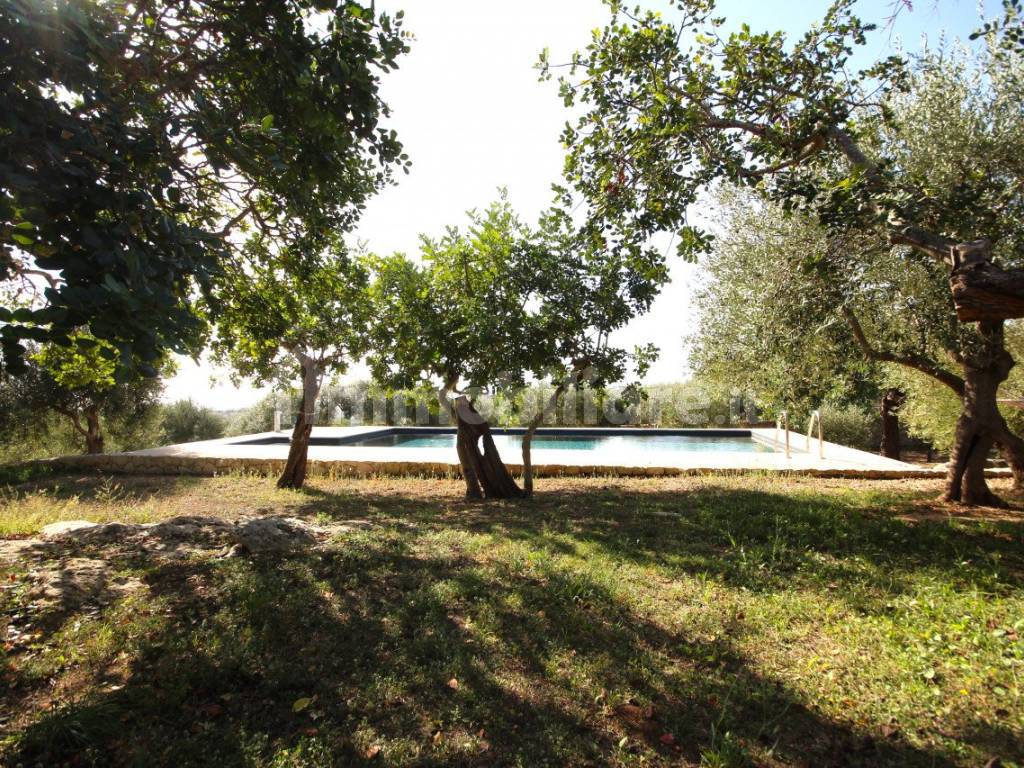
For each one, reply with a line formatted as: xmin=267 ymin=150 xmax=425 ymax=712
xmin=161 ymin=399 xmax=226 ymax=445
xmin=817 ymin=403 xmax=881 ymax=452
xmin=225 ymin=393 xmax=291 ymax=436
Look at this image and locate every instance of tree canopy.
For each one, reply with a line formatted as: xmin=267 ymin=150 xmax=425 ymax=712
xmin=368 ymin=193 xmax=664 ymax=497
xmin=1 ymin=0 xmax=408 ymax=374
xmin=212 ymin=232 xmax=371 ymax=487
xmin=548 ymin=0 xmax=1024 ymax=504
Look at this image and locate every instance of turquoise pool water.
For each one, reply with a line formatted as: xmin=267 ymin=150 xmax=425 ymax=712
xmin=346 ymin=433 xmax=774 ymax=453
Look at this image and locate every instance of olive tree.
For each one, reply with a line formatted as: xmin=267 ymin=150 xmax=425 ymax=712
xmin=6 ymin=336 xmax=165 ymax=455
xmin=691 ymin=185 xmax=974 ymax=463
xmin=547 ymin=0 xmax=1024 ymax=504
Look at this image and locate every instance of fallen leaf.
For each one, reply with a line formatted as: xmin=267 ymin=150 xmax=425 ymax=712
xmin=292 ymin=696 xmax=313 ymax=713
xmin=659 ymin=733 xmax=675 ymax=745
xmin=433 ymin=730 xmax=443 ymax=746
xmin=447 ymin=677 xmax=459 ymax=691
xmin=364 ymin=745 xmax=381 ymax=758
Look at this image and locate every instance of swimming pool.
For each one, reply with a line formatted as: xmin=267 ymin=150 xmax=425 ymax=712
xmin=134 ymin=425 xmax=924 ymax=477
xmin=234 ymin=428 xmax=776 ymax=454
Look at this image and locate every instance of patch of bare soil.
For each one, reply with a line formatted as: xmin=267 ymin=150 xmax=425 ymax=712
xmin=1 ymin=514 xmax=372 ymax=617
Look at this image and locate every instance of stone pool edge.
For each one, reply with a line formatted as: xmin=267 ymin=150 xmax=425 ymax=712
xmin=9 ymin=426 xmax=987 ymax=481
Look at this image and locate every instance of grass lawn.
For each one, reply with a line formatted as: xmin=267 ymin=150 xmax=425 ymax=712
xmin=0 ymin=472 xmax=1022 ymax=767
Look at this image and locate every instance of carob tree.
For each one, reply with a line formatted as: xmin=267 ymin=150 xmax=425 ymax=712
xmin=368 ymin=196 xmax=663 ymax=499
xmin=546 ymin=0 xmax=1024 ymax=504
xmin=2 ymin=0 xmax=408 ymax=376
xmin=367 ymin=197 xmax=536 ymax=500
xmin=212 ymin=234 xmax=370 ymax=490
xmin=517 ymin=206 xmax=663 ymax=496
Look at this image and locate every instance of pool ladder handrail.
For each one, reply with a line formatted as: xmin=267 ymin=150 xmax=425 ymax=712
xmin=806 ymin=409 xmax=824 ymax=459
xmin=775 ymin=410 xmax=792 ymax=459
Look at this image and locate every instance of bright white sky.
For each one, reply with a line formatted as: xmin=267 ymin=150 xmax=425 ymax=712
xmin=165 ymin=0 xmax=996 ymax=410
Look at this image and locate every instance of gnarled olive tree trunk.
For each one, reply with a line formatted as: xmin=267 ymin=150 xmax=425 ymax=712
xmin=452 ymin=394 xmax=523 ymax=500
xmin=278 ymin=353 xmax=322 ymax=490
xmin=944 ymin=321 xmax=1024 ymax=505
xmin=843 ymin=303 xmax=1024 ymax=506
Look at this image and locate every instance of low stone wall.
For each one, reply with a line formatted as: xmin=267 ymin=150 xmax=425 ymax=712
xmin=13 ymin=452 xmax=961 ymax=481
xmin=34 ymin=454 xmax=457 ymax=479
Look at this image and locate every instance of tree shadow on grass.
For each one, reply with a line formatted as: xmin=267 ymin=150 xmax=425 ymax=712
xmin=3 ymin=479 xmax=1022 ymax=766
xmin=408 ymin=484 xmax=1024 ymax=601
xmin=2 ymin=526 xmax=999 ymax=767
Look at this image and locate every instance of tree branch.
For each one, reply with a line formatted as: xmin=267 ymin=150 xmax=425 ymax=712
xmin=825 ymin=126 xmax=883 ymax=183
xmin=842 ymin=306 xmax=965 ymax=396
xmin=888 ymin=227 xmax=956 ymax=263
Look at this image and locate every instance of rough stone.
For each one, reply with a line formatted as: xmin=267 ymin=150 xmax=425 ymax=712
xmin=41 ymin=520 xmax=99 ymax=538
xmin=232 ymin=517 xmax=322 ymax=554
xmin=28 ymin=557 xmax=144 ymax=610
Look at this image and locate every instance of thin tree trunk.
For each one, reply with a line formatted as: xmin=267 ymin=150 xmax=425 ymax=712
xmin=84 ymin=409 xmax=104 ymax=454
xmin=880 ymin=388 xmax=905 ymax=460
xmin=278 ymin=354 xmax=321 ymax=490
xmin=944 ymin=321 xmax=1017 ymax=506
xmin=453 ymin=395 xmax=523 ymax=500
xmin=522 ymin=380 xmax=571 ymax=498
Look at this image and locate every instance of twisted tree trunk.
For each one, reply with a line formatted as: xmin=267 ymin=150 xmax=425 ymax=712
xmin=278 ymin=354 xmax=321 ymax=490
xmin=943 ymin=321 xmax=1024 ymax=505
xmin=453 ymin=395 xmax=522 ymax=500
xmin=880 ymin=388 xmax=905 ymax=460
xmin=842 ymin=305 xmax=1024 ymax=505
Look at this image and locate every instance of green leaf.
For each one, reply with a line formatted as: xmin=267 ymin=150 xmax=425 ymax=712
xmin=11 ymin=233 xmax=34 ymax=246
xmin=292 ymin=696 xmax=313 ymax=713
xmin=261 ymin=114 xmax=275 ymax=131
